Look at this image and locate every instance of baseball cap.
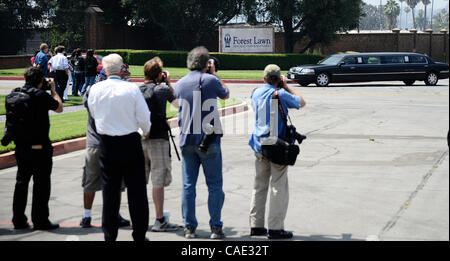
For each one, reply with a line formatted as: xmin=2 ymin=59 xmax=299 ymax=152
xmin=264 ymin=64 xmax=281 ymax=82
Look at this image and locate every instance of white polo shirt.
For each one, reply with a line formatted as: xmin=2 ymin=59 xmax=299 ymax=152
xmin=88 ymin=76 xmax=151 ymax=136
xmin=48 ymin=53 xmax=69 ymax=71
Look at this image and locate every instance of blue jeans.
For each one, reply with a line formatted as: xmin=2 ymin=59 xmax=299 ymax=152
xmin=81 ymin=76 xmax=96 ymax=95
xmin=181 ymin=144 xmax=225 ymax=229
xmin=72 ymin=71 xmax=85 ymax=96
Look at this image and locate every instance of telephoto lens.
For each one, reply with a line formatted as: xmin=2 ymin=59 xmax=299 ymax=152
xmin=198 ymin=123 xmax=217 ymax=153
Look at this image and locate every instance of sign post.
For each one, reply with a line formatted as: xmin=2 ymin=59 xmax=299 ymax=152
xmin=219 ymin=25 xmax=274 ymax=53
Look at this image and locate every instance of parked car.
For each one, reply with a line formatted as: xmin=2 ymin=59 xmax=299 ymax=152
xmin=287 ymin=52 xmax=449 ymax=87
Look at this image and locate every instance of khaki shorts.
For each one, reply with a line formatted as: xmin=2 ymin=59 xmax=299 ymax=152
xmin=82 ymin=147 xmax=125 ymax=193
xmin=142 ymin=139 xmax=172 ymax=189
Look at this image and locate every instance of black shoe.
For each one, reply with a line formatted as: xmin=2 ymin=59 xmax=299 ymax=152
xmin=33 ymin=222 xmax=60 ymax=231
xmin=80 ymin=217 xmax=92 ymax=228
xmin=250 ymin=227 xmax=268 ymax=236
xmin=268 ymin=230 xmax=293 ymax=240
xmin=118 ymin=215 xmax=131 ymax=227
xmin=13 ymin=222 xmax=30 ymax=230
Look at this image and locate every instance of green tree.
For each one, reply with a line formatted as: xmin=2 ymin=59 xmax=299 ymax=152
xmin=422 ymin=0 xmax=431 ymax=29
xmin=432 ymin=8 xmax=449 ymax=31
xmin=384 ymin=0 xmax=401 ymax=29
xmin=360 ymin=3 xmax=387 ymax=30
xmin=129 ymin=0 xmax=244 ymax=50
xmin=0 ymin=0 xmax=45 ymax=54
xmin=406 ymin=0 xmax=420 ymax=29
xmin=263 ymin=0 xmax=363 ymax=53
xmin=415 ymin=9 xmax=426 ymax=30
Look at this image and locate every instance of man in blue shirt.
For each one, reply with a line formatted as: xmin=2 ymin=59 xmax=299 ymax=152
xmin=175 ymin=46 xmax=229 ymax=240
xmin=249 ymin=64 xmax=306 ymax=239
xmin=33 ymin=43 xmax=49 ymax=77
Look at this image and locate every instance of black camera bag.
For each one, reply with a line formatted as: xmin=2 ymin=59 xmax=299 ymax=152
xmin=261 ymin=90 xmax=300 ymax=166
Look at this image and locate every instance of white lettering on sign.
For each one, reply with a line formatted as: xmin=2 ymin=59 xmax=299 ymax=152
xmin=221 ymin=27 xmax=274 ymax=53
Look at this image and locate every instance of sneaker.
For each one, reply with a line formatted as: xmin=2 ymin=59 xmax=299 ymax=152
xmin=118 ymin=214 xmax=131 ymax=227
xmin=184 ymin=226 xmax=196 ymax=239
xmin=210 ymin=226 xmax=226 ymax=240
xmin=151 ymin=218 xmax=179 ymax=232
xmin=80 ymin=217 xmax=92 ymax=228
xmin=250 ymin=227 xmax=268 ymax=236
xmin=268 ymin=229 xmax=293 ymax=240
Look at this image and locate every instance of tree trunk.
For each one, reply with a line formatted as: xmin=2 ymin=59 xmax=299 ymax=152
xmin=282 ymin=17 xmax=294 ymax=53
xmin=412 ymin=8 xmax=416 ymax=29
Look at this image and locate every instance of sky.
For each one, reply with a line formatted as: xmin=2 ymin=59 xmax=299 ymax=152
xmin=363 ymin=0 xmax=449 ymax=10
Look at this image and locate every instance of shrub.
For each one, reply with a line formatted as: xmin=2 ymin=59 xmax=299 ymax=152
xmin=95 ymin=49 xmax=325 ymax=70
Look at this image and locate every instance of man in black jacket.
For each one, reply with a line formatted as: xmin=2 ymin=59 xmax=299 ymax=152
xmin=11 ymin=67 xmax=63 ymax=230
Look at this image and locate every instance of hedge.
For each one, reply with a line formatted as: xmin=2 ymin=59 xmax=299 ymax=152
xmin=95 ymin=49 xmax=325 ymax=70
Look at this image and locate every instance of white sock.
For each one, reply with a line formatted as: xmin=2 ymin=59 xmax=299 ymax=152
xmin=83 ymin=209 xmax=92 ymax=218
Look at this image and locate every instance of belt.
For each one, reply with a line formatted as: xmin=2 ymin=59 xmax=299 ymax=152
xmin=31 ymin=145 xmax=43 ymax=150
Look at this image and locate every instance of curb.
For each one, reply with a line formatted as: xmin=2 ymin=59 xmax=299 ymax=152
xmin=0 ymin=103 xmax=249 ymax=170
xmin=0 ymin=76 xmax=265 ymax=84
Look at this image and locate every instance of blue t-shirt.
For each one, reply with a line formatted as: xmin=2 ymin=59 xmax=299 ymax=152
xmin=175 ymin=70 xmax=229 ymax=148
xmin=34 ymin=51 xmax=48 ymax=77
xmin=249 ymin=84 xmax=301 ymax=153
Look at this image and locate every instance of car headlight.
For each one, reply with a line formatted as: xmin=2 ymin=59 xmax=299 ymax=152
xmin=300 ymin=68 xmax=315 ymax=75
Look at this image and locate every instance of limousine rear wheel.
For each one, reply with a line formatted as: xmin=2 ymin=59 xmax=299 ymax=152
xmin=316 ymin=73 xmax=330 ymax=87
xmin=425 ymin=72 xmax=439 ymax=86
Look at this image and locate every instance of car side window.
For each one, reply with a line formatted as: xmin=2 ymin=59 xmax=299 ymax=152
xmin=343 ymin=57 xmax=357 ymax=65
xmin=409 ymin=56 xmax=427 ymax=64
xmin=381 ymin=56 xmax=404 ymax=64
xmin=363 ymin=56 xmax=381 ymax=64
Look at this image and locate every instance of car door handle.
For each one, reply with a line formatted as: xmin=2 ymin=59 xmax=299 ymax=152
xmin=350 ymin=67 xmax=356 ymax=70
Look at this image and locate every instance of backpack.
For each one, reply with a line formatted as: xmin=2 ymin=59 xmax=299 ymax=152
xmin=1 ymin=87 xmax=37 ymax=146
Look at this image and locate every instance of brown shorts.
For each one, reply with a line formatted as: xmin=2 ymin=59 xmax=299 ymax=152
xmin=142 ymin=139 xmax=172 ymax=189
xmin=82 ymin=147 xmax=126 ymax=193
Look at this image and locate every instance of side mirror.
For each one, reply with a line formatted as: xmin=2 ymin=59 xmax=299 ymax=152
xmin=338 ymin=62 xmax=345 ymax=67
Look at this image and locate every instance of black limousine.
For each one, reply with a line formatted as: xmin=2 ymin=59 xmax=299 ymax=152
xmin=287 ymin=52 xmax=449 ymax=87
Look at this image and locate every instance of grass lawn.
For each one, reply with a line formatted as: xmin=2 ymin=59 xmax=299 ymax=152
xmin=0 ymin=67 xmax=288 ymax=80
xmin=0 ymin=95 xmax=84 ymax=115
xmin=0 ymin=98 xmax=242 ymax=154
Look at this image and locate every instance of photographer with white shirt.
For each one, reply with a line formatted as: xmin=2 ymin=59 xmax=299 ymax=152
xmin=87 ymin=54 xmax=151 ymax=241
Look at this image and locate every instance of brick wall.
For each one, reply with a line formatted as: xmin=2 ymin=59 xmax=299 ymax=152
xmin=0 ymin=55 xmax=33 ymax=69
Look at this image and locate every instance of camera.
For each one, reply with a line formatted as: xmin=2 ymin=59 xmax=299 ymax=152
xmin=42 ymin=78 xmax=51 ymax=90
xmin=286 ymin=125 xmax=307 ymax=145
xmin=198 ymin=123 xmax=222 ymax=153
xmin=161 ymin=70 xmax=168 ymax=83
xmin=207 ymin=56 xmax=220 ymax=74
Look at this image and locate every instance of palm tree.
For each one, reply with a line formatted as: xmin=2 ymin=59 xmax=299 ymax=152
xmin=422 ymin=0 xmax=431 ymax=29
xmin=404 ymin=6 xmax=411 ymax=28
xmin=406 ymin=0 xmax=420 ymax=29
xmin=384 ymin=0 xmax=401 ymax=29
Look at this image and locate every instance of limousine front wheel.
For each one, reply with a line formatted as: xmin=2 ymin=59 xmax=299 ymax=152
xmin=316 ymin=73 xmax=330 ymax=87
xmin=425 ymin=72 xmax=439 ymax=86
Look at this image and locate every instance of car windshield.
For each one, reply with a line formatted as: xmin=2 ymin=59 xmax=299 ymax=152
xmin=319 ymin=56 xmax=343 ymax=65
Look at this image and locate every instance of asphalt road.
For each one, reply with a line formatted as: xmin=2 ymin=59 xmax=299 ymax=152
xmin=0 ymin=79 xmax=448 ymax=241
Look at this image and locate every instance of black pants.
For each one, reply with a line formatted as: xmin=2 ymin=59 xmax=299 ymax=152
xmin=99 ymin=133 xmax=149 ymax=241
xmin=12 ymin=145 xmax=53 ymax=226
xmin=54 ymin=70 xmax=68 ymax=99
